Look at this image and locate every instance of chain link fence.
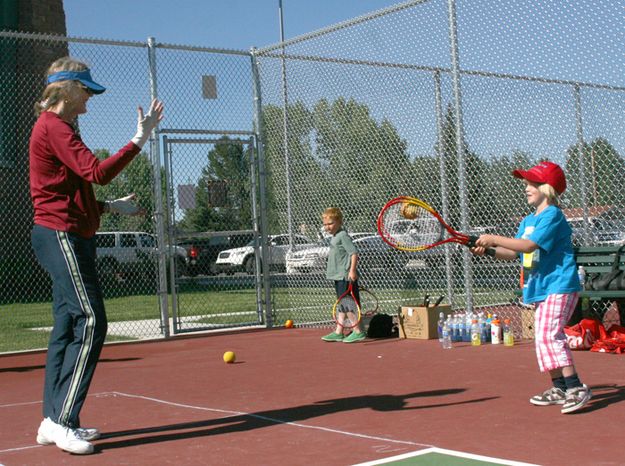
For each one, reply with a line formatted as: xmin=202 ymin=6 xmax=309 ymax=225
xmin=254 ymin=0 xmax=625 ymax=333
xmin=0 ymin=31 xmax=261 ymax=351
xmin=1 ymin=0 xmax=624 ymax=352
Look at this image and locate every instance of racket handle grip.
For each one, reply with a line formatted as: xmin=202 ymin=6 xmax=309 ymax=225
xmin=467 ymin=236 xmax=497 ymax=257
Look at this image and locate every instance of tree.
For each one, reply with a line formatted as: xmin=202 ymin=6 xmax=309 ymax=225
xmin=178 ymin=138 xmax=254 ymax=232
xmin=434 ymin=104 xmax=488 ymax=228
xmin=93 ymin=150 xmax=156 ymax=233
xmin=565 ymin=138 xmax=625 ymax=209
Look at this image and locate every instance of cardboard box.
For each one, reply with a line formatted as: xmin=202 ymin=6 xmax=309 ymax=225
xmin=397 ymin=305 xmax=452 ymax=339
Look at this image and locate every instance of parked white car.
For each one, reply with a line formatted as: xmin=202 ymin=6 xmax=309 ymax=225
xmin=95 ymin=231 xmax=186 ymax=277
xmin=285 ymin=233 xmax=379 ymax=275
xmin=215 ymin=234 xmax=313 ymax=274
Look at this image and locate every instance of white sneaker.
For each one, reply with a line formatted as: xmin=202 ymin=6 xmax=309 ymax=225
xmin=36 ymin=417 xmax=58 ymax=445
xmin=36 ymin=418 xmax=94 ymax=454
xmin=54 ymin=426 xmax=94 ymax=455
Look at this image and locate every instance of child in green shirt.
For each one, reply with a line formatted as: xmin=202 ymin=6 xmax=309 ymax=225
xmin=321 ymin=207 xmax=366 ymax=343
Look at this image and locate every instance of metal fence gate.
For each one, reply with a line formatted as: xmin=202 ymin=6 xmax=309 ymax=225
xmin=162 ymin=133 xmax=270 ymax=333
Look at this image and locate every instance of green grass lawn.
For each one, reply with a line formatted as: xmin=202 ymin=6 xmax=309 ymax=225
xmin=0 ymin=285 xmax=514 ymax=353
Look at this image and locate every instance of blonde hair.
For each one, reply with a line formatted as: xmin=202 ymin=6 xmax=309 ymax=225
xmin=538 ymin=183 xmax=560 ymax=207
xmin=34 ymin=57 xmax=89 ymax=116
xmin=322 ymin=207 xmax=343 ymax=223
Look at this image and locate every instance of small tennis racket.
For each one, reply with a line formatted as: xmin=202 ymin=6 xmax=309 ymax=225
xmin=377 ymin=196 xmax=496 ymax=256
xmin=359 ymin=287 xmax=379 ymax=316
xmin=332 ymin=282 xmax=362 ymax=329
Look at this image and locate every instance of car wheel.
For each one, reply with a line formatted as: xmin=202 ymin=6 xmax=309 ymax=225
xmin=244 ymin=256 xmax=256 ymax=275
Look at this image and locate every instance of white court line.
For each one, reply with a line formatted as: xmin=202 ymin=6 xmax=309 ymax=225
xmin=352 ymin=446 xmax=541 ymax=466
xmin=0 ymin=390 xmax=433 ymax=455
xmin=0 ymin=392 xmax=114 ymax=454
xmin=109 ymin=391 xmax=434 ymax=448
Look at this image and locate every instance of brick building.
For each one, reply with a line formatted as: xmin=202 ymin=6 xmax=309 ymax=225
xmin=0 ymin=0 xmax=68 ymax=300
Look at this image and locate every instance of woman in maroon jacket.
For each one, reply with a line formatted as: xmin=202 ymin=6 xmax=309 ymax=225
xmin=29 ymin=57 xmax=163 ymax=455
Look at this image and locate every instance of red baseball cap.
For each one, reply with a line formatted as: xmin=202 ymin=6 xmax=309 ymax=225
xmin=512 ymin=161 xmax=566 ymax=195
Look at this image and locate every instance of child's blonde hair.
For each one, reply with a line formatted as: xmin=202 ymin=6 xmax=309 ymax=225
xmin=538 ymin=183 xmax=560 ymax=207
xmin=322 ymin=207 xmax=343 ymax=223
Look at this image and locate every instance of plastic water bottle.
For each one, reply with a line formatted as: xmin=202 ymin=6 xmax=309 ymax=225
xmin=491 ymin=316 xmax=501 ymax=344
xmin=437 ymin=312 xmax=445 ymax=342
xmin=471 ymin=319 xmax=481 ymax=346
xmin=463 ymin=313 xmax=472 ymax=342
xmin=442 ymin=317 xmax=452 ymax=349
xmin=578 ymin=265 xmax=586 ymax=288
xmin=452 ymin=314 xmax=460 ymax=342
xmin=484 ymin=313 xmax=492 ymax=343
xmin=503 ymin=318 xmax=514 ymax=346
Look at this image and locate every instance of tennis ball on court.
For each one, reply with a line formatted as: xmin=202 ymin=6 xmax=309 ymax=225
xmin=223 ymin=351 xmax=236 ymax=364
xmin=285 ymin=319 xmax=294 ymax=328
xmin=400 ymin=202 xmax=418 ymax=220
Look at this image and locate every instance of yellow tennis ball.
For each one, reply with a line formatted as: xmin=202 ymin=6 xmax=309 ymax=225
xmin=400 ymin=202 xmax=418 ymax=220
xmin=285 ymin=319 xmax=294 ymax=328
xmin=223 ymin=351 xmax=236 ymax=364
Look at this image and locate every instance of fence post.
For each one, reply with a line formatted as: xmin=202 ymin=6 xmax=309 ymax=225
xmin=251 ymin=48 xmax=274 ymax=328
xmin=279 ymin=0 xmax=295 ymax=249
xmin=434 ymin=70 xmax=455 ymax=307
xmin=573 ymin=84 xmax=591 ymax=243
xmin=147 ymin=36 xmax=170 ymax=337
xmin=447 ymin=0 xmax=474 ymax=312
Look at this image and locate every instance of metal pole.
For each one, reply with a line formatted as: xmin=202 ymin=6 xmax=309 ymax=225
xmin=251 ymin=48 xmax=274 ymax=328
xmin=433 ymin=71 xmax=455 ymax=307
xmin=279 ymin=0 xmax=295 ymax=250
xmin=147 ymin=36 xmax=170 ymax=337
xmin=447 ymin=0 xmax=473 ymax=313
xmin=573 ymin=84 xmax=590 ymax=241
xmin=248 ymin=136 xmax=265 ymax=325
xmin=162 ymin=136 xmax=179 ymax=333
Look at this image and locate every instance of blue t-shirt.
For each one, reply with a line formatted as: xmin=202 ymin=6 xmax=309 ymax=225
xmin=515 ymin=205 xmax=580 ymax=303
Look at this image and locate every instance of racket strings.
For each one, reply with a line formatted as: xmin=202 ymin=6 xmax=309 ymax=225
xmin=338 ymin=295 xmax=358 ymax=313
xmin=380 ymin=202 xmax=446 ymax=249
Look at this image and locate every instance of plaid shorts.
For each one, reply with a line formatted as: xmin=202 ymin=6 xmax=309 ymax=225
xmin=534 ymin=293 xmax=578 ymax=372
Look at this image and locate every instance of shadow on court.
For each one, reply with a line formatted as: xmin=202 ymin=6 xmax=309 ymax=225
xmin=0 ymin=357 xmax=142 ymax=373
xmin=95 ymin=388 xmax=498 ymax=451
xmin=579 ymin=383 xmax=625 ymax=413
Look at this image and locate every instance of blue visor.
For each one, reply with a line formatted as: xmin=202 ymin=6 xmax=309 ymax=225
xmin=46 ymin=69 xmax=106 ymax=94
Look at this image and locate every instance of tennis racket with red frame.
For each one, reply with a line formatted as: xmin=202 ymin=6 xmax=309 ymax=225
xmin=332 ymin=282 xmax=363 ymax=329
xmin=332 ymin=284 xmax=379 ymax=329
xmin=377 ymin=196 xmax=496 ymax=256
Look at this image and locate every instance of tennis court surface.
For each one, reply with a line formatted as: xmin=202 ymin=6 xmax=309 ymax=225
xmin=1 ymin=328 xmax=623 ymax=465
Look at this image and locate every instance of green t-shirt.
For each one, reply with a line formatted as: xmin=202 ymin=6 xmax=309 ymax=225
xmin=326 ymin=229 xmax=358 ymax=280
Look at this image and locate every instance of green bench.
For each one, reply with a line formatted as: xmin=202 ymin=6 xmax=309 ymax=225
xmin=574 ymin=246 xmax=625 ymax=324
xmin=516 ymin=245 xmax=625 ymax=325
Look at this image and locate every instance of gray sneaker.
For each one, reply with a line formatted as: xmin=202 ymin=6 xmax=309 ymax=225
xmin=529 ymin=387 xmax=566 ymax=406
xmin=561 ymin=384 xmax=592 ymax=414
xmin=76 ymin=427 xmax=101 ymax=441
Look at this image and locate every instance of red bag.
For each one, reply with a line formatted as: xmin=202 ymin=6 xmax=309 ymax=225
xmin=564 ymin=318 xmax=606 ymax=350
xmin=591 ymin=325 xmax=625 ymax=354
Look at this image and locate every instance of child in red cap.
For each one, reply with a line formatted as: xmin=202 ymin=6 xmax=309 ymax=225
xmin=471 ymin=161 xmax=591 ymax=414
